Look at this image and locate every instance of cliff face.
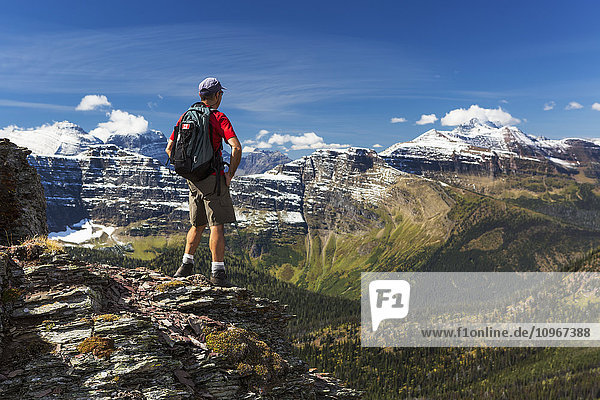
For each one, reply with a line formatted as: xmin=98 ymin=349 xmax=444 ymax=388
xmin=231 ymin=147 xmax=404 ymax=236
xmin=0 ymin=242 xmax=361 ymax=399
xmin=0 ymin=139 xmax=48 ymax=245
xmin=28 ymin=145 xmax=292 ymax=233
xmin=29 ymin=145 xmax=190 ymax=232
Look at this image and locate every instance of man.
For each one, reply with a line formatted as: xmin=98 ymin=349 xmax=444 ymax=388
xmin=165 ymin=77 xmax=242 ymax=286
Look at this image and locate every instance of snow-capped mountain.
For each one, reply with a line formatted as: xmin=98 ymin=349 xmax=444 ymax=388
xmin=381 ymin=118 xmax=599 ymax=174
xmin=0 ymin=121 xmax=168 ymax=161
xmin=0 ymin=121 xmax=104 ymax=156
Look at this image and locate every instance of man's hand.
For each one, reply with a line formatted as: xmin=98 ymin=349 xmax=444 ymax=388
xmin=224 ymin=171 xmax=232 ymax=186
xmin=165 ymin=140 xmax=174 ymax=159
xmin=226 ymin=136 xmax=242 ymax=181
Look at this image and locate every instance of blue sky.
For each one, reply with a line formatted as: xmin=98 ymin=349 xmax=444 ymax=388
xmin=1 ymin=0 xmax=599 ymax=158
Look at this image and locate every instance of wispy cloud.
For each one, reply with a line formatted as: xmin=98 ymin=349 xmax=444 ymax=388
xmin=543 ymin=101 xmax=555 ymax=111
xmin=76 ymin=95 xmax=111 ymax=111
xmin=0 ymin=98 xmax=73 ymax=111
xmin=390 ymin=117 xmax=407 ymax=124
xmin=565 ymin=101 xmax=584 ymax=110
xmin=440 ymin=105 xmax=520 ymax=126
xmin=0 ymin=24 xmax=430 ymax=115
xmin=416 ymin=114 xmax=438 ymax=125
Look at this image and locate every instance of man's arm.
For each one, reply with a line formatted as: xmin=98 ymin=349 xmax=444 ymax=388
xmin=165 ymin=139 xmax=174 ymax=159
xmin=225 ymin=136 xmax=242 ymax=186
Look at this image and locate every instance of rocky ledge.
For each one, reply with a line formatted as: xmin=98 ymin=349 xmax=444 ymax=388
xmin=0 ymin=240 xmax=361 ymax=399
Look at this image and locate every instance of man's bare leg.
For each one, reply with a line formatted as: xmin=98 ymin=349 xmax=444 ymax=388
xmin=185 ymin=225 xmax=206 ymax=255
xmin=174 ymin=224 xmax=205 ymax=277
xmin=209 ymin=224 xmax=225 ymax=262
xmin=209 ymin=224 xmax=229 ymax=286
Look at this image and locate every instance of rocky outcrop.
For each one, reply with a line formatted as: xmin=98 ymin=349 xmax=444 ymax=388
xmin=0 ymin=139 xmax=48 ymax=245
xmin=0 ymin=242 xmax=361 ymax=399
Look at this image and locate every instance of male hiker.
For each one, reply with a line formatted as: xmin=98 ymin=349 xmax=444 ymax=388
xmin=165 ymin=77 xmax=242 ymax=286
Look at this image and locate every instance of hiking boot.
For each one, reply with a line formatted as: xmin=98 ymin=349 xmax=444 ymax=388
xmin=210 ymin=270 xmax=231 ymax=287
xmin=174 ymin=262 xmax=194 ymax=278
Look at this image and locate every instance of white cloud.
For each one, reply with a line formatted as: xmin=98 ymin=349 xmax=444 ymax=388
xmin=390 ymin=117 xmax=407 ymax=124
xmin=256 ymin=129 xmax=270 ymax=139
xmin=416 ymin=114 xmax=438 ymax=125
xmin=90 ymin=109 xmax=148 ymax=142
xmin=254 ymin=140 xmax=273 ymax=149
xmin=500 ymin=99 xmax=509 ymax=104
xmin=76 ymin=95 xmax=111 ymax=111
xmin=592 ymin=102 xmax=600 ymax=111
xmin=372 ymin=143 xmax=383 ymax=148
xmin=245 ymin=129 xmax=349 ymax=151
xmin=268 ymin=132 xmax=349 ymax=150
xmin=440 ymin=105 xmax=520 ymax=126
xmin=543 ymin=101 xmax=555 ymax=111
xmin=565 ymin=101 xmax=583 ymax=110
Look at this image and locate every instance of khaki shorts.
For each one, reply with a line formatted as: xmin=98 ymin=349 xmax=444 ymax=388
xmin=187 ymin=174 xmax=236 ymax=227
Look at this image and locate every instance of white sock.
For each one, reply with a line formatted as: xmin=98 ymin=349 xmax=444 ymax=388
xmin=182 ymin=253 xmax=194 ymax=264
xmin=211 ymin=262 xmax=225 ymax=274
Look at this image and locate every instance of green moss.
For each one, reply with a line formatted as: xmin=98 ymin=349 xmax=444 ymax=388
xmin=93 ymin=313 xmax=121 ymax=322
xmin=205 ymin=327 xmax=287 ymax=382
xmin=77 ymin=336 xmax=115 ymax=359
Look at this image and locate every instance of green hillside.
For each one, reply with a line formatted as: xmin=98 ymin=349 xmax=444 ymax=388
xmin=237 ymin=177 xmax=600 ymax=298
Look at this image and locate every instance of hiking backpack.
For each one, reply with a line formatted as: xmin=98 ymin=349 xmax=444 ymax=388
xmin=170 ymin=102 xmax=225 ymax=184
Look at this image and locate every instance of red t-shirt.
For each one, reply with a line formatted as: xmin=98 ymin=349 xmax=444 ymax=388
xmin=169 ymin=107 xmax=237 ymax=156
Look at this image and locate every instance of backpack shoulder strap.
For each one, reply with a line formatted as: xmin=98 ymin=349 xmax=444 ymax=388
xmin=188 ymin=102 xmax=211 ymax=113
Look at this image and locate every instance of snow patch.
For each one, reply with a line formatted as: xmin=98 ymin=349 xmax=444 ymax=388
xmin=280 ymin=211 xmax=305 ymax=224
xmin=49 ymin=219 xmax=116 ymax=244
